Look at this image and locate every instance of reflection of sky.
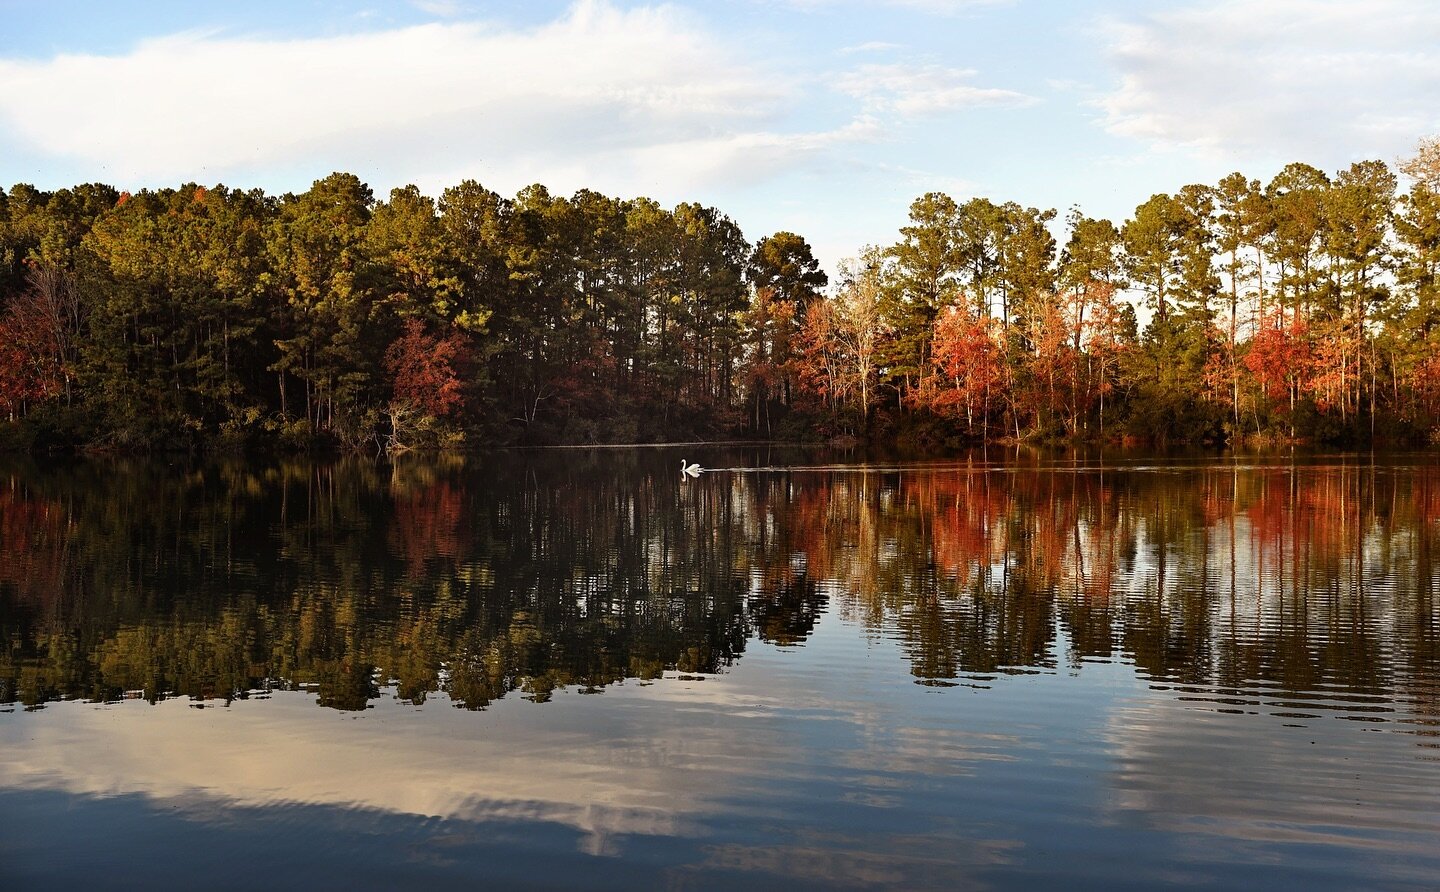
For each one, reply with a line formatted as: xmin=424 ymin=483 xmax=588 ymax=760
xmin=1101 ymin=693 xmax=1440 ymax=889
xmin=6 ymin=458 xmax=1440 ymax=889
xmin=0 ymin=615 xmax=1028 ymax=887
xmin=4 ymin=610 xmax=1440 ymax=889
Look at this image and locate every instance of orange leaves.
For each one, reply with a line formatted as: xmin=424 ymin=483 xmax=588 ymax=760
xmin=1243 ymin=311 xmax=1311 ymax=405
xmin=1239 ymin=311 xmax=1373 ymax=418
xmin=926 ymin=305 xmax=1004 ymax=428
xmin=0 ymin=300 xmax=66 ymax=417
xmin=1026 ymin=298 xmax=1080 ymax=422
xmin=794 ymin=298 xmax=841 ymax=403
xmin=1305 ymin=320 xmax=1360 ymax=412
xmin=1411 ymin=348 xmax=1440 ymax=418
xmin=794 ymin=264 xmax=886 ymax=422
xmin=383 ymin=319 xmax=472 ymax=418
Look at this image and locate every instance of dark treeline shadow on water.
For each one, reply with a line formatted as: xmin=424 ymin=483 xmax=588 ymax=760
xmin=2 ymin=447 xmax=1437 ymax=732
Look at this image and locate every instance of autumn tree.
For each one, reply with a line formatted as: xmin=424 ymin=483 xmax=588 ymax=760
xmin=0 ymin=262 xmax=79 ymax=414
xmin=883 ymin=193 xmax=963 ymax=404
xmin=1399 ymin=135 xmax=1440 ymax=191
xmin=744 ymin=231 xmax=827 ymax=433
xmin=1244 ymin=310 xmax=1311 ymax=434
xmin=927 ymin=305 xmax=1005 ymax=437
xmin=798 ymin=250 xmax=887 ymax=430
xmin=382 ymin=319 xmax=473 ymax=451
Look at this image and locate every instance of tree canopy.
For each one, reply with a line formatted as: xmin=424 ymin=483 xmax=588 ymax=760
xmin=3 ymin=137 xmax=1440 ymax=451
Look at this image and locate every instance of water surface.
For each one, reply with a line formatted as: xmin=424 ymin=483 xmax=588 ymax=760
xmin=2 ymin=450 xmax=1438 ymax=889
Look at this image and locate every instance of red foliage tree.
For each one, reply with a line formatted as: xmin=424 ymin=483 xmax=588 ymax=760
xmin=928 ymin=306 xmax=1005 ymax=434
xmin=1412 ymin=349 xmax=1440 ymax=420
xmin=1026 ymin=299 xmax=1079 ymax=433
xmin=384 ymin=320 xmax=472 ymax=418
xmin=1244 ymin=311 xmax=1311 ymax=411
xmin=0 ymin=307 xmax=63 ymax=419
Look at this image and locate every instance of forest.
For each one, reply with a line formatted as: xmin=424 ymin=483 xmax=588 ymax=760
xmin=2 ymin=137 xmax=1438 ymax=451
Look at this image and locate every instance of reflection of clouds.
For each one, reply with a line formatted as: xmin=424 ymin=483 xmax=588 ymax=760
xmin=10 ymin=460 xmax=1440 ymax=883
xmin=0 ymin=689 xmax=746 ymax=855
xmin=839 ymin=724 xmax=1020 ymax=779
xmin=0 ymin=649 xmax=971 ymax=856
xmin=0 ymin=625 xmax=1037 ymax=881
xmin=1100 ymin=695 xmax=1440 ymax=881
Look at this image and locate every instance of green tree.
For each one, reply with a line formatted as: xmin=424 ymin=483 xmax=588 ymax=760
xmin=1267 ymin=163 xmax=1330 ymax=321
xmin=883 ymin=193 xmax=963 ymax=407
xmin=745 ymin=231 xmax=828 ymax=430
xmin=1121 ymin=189 xmax=1221 ymax=441
xmin=266 ymin=173 xmax=382 ymax=442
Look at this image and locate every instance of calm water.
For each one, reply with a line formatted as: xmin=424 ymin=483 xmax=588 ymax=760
xmin=2 ymin=449 xmax=1438 ymax=890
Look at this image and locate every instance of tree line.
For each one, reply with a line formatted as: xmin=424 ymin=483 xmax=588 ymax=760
xmin=2 ymin=138 xmax=1438 ymax=451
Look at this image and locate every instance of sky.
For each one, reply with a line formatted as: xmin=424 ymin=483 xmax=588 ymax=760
xmin=2 ymin=0 xmax=1437 ymax=272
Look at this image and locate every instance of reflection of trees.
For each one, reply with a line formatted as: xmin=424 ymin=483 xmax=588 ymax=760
xmin=748 ymin=571 xmax=827 ymax=648
xmin=772 ymin=455 xmax=1438 ymax=709
xmin=1 ymin=453 xmax=1437 ymax=717
xmin=0 ymin=454 xmax=751 ymax=709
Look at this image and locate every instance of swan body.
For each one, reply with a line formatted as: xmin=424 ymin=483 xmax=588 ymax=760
xmin=680 ymin=459 xmax=702 ymax=478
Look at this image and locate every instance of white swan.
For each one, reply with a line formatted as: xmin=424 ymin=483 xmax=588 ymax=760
xmin=680 ymin=459 xmax=702 ymax=478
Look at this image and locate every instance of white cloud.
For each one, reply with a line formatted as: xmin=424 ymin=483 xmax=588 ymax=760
xmin=839 ymin=41 xmax=904 ymax=55
xmin=834 ymin=63 xmax=1036 ymax=117
xmin=1098 ymin=0 xmax=1440 ymax=162
xmin=885 ymin=0 xmax=1013 ymax=12
xmin=790 ymin=0 xmax=1013 ymax=14
xmin=0 ymin=1 xmax=866 ymax=198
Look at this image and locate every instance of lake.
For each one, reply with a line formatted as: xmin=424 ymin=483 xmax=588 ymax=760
xmin=1 ymin=449 xmax=1438 ymax=890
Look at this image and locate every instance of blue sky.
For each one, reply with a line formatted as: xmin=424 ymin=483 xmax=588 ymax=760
xmin=2 ymin=0 xmax=1437 ymax=271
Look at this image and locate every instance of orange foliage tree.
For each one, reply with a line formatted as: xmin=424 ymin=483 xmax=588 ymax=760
xmin=1025 ymin=298 xmax=1080 ymax=435
xmin=794 ymin=259 xmax=886 ymax=430
xmin=927 ymin=305 xmax=1006 ymax=436
xmin=382 ymin=320 xmax=473 ymax=448
xmin=1243 ymin=311 xmax=1312 ymax=421
xmin=1306 ymin=318 xmax=1360 ymax=419
xmin=0 ymin=308 xmax=63 ymax=419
